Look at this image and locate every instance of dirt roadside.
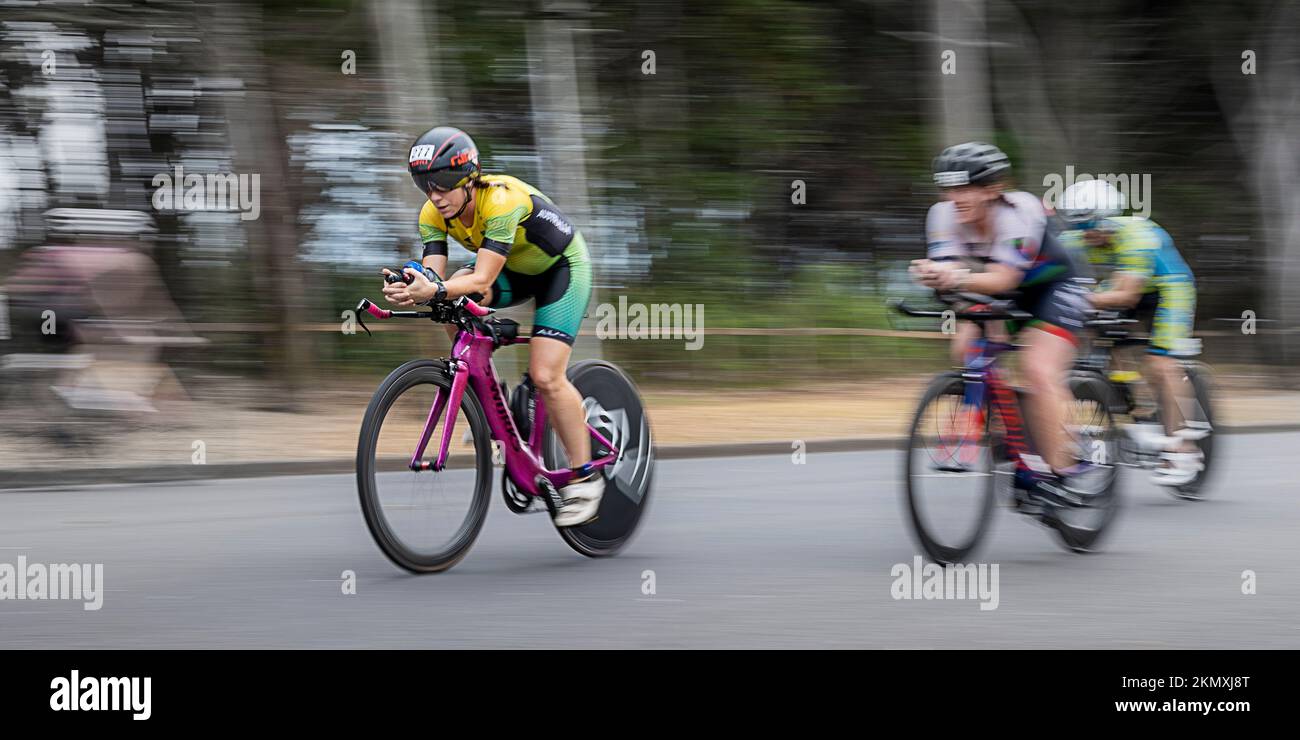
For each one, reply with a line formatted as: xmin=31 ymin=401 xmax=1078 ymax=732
xmin=1 ymin=375 xmax=1296 ymax=473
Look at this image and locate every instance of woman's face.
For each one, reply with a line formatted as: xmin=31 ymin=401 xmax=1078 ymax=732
xmin=428 ymin=186 xmax=469 ymax=219
xmin=943 ymin=184 xmax=1000 ymax=226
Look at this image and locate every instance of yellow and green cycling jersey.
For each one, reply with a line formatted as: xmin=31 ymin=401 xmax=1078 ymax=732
xmin=1060 ymin=216 xmax=1192 ymax=294
xmin=1060 ymin=216 xmax=1197 ymax=355
xmin=417 ymin=173 xmax=592 ymax=345
xmin=418 ymin=173 xmax=579 ymax=275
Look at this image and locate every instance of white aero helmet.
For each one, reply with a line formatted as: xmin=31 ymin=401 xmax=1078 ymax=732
xmin=1057 ymin=179 xmax=1126 ymax=224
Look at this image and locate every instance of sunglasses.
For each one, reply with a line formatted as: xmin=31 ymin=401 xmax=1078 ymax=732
xmin=410 ymin=170 xmax=464 ymax=195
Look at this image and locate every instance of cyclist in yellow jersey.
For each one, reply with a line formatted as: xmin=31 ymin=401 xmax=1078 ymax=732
xmin=382 ymin=126 xmax=600 ymax=527
xmin=1057 ymin=179 xmax=1205 ymax=486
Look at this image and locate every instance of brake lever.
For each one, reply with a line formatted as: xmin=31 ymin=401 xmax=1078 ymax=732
xmin=354 ymin=299 xmax=373 ymax=337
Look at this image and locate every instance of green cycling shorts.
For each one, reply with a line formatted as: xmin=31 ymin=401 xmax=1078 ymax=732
xmin=1136 ymin=274 xmax=1196 ymax=356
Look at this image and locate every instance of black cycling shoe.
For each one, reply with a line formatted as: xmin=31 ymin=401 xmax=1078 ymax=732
xmin=1013 ymin=466 xmax=1104 ymax=509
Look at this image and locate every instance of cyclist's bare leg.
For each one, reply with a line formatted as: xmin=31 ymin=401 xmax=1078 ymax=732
xmin=948 ymin=321 xmax=1005 ymax=451
xmin=1020 ymin=326 xmax=1077 ymax=472
xmin=529 ymin=336 xmax=591 ymax=468
xmin=951 ymin=321 xmax=977 ymax=365
xmin=950 ymin=320 xmax=1008 ymax=365
xmin=1145 ymin=352 xmax=1197 ymax=452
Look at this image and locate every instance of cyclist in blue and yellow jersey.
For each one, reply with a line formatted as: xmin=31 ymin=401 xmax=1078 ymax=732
xmin=1057 ymin=179 xmax=1205 ymax=486
xmin=381 ymin=126 xmax=601 ymax=526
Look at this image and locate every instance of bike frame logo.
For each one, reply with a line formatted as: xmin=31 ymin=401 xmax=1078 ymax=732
xmin=594 ymin=296 xmax=704 ymax=351
xmin=1042 ymin=166 xmax=1151 ymax=218
xmin=890 ymin=556 xmax=999 ymax=611
xmin=151 ymin=165 xmax=261 ymax=221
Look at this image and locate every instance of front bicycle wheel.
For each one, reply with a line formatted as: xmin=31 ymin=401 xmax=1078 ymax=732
xmin=544 ymin=360 xmax=655 ymax=558
xmin=903 ymin=372 xmax=997 ymax=565
xmin=357 ymin=360 xmax=493 ymax=573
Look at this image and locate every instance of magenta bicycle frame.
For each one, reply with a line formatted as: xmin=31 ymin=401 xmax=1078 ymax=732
xmin=361 ymin=298 xmax=619 ymax=498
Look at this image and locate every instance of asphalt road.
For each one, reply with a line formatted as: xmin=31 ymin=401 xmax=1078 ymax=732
xmin=1 ymin=432 xmax=1297 ymax=648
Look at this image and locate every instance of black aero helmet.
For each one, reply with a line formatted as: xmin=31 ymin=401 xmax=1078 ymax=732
xmin=408 ymin=126 xmax=480 ymax=194
xmin=932 ymin=142 xmax=1011 ymax=187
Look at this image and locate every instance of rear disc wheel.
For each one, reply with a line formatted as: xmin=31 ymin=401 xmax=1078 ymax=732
xmin=544 ymin=360 xmax=655 ymax=558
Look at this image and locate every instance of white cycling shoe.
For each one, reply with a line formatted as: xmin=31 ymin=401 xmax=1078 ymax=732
xmin=553 ymin=476 xmax=604 ymax=527
xmin=1176 ymin=421 xmax=1212 ymax=442
xmin=1152 ymin=449 xmax=1204 ymax=487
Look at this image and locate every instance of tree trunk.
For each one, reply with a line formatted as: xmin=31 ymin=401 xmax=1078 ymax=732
xmin=931 ymin=0 xmax=994 ymax=148
xmin=527 ymin=0 xmax=602 ymax=360
xmin=210 ymin=3 xmax=307 ymax=408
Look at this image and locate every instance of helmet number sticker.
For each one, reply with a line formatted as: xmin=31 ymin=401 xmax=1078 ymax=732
xmin=409 ymin=144 xmax=438 ymax=165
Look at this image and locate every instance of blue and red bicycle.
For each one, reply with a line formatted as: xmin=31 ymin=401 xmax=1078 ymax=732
xmin=352 ymin=287 xmax=654 ymax=573
xmin=893 ymin=293 xmax=1121 ymax=563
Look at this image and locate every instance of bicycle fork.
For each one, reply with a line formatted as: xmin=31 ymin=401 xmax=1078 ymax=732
xmin=410 ymin=359 xmax=468 ymax=472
